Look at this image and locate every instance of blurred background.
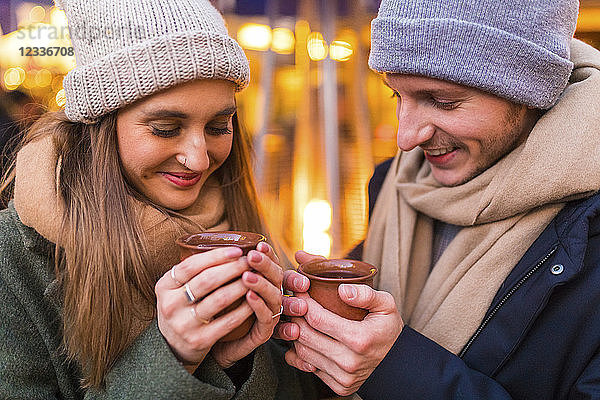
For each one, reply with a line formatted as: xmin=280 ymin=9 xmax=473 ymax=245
xmin=1 ymin=0 xmax=600 ymax=261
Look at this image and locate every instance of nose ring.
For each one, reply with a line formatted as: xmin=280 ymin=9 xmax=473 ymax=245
xmin=182 ymin=157 xmax=187 ymax=169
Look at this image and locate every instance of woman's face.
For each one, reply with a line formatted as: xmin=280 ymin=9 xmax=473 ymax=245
xmin=117 ymin=79 xmax=236 ymax=210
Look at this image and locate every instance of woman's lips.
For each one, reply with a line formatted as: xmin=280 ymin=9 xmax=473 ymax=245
xmin=160 ymin=172 xmax=203 ymax=187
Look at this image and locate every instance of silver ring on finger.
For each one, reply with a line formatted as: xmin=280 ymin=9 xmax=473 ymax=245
xmin=190 ymin=306 xmax=211 ymax=325
xmin=184 ymin=283 xmax=197 ymax=303
xmin=170 ymin=265 xmax=183 ymax=287
xmin=272 ymin=304 xmax=284 ymax=319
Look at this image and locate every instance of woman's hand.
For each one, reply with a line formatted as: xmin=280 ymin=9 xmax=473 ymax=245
xmin=211 ymin=242 xmax=284 ymax=368
xmin=155 ymin=246 xmax=253 ymax=370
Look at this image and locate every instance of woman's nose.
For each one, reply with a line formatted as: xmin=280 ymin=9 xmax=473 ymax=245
xmin=179 ymin=132 xmax=210 ymax=172
xmin=395 ymin=101 xmax=435 ymax=152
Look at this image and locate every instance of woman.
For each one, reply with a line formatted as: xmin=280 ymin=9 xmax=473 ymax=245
xmin=0 ymin=0 xmax=319 ymax=398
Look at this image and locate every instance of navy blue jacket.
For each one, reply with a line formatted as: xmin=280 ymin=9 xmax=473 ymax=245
xmin=356 ymin=161 xmax=600 ymax=400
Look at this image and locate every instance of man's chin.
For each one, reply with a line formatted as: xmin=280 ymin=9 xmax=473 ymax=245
xmin=431 ymin=164 xmax=490 ymax=187
xmin=431 ymin=169 xmax=474 ymax=187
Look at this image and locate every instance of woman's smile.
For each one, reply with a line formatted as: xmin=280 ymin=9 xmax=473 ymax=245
xmin=160 ymin=171 xmax=203 ymax=187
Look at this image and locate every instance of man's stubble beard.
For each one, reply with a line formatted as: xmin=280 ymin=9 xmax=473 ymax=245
xmin=443 ymin=104 xmax=535 ymax=187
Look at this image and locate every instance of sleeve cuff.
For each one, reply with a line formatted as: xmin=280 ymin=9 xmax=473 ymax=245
xmin=91 ymin=319 xmax=234 ymax=399
xmin=358 ymin=327 xmax=512 ymax=400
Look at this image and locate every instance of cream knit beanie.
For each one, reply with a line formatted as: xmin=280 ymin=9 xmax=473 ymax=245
xmin=55 ymin=0 xmax=250 ymax=123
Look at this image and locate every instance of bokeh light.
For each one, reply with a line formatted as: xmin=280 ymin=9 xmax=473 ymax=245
xmin=50 ymin=7 xmax=69 ymax=28
xmin=29 ymin=6 xmax=46 ymax=23
xmin=271 ymin=27 xmax=295 ymax=54
xmin=307 ymin=32 xmax=327 ymax=61
xmin=35 ymin=69 xmax=52 ymax=87
xmin=303 ymin=199 xmax=332 ymax=257
xmin=3 ymin=67 xmax=26 ymax=90
xmin=329 ymin=40 xmax=353 ymax=61
xmin=237 ymin=23 xmax=272 ymax=51
xmin=55 ymin=88 xmax=66 ymax=107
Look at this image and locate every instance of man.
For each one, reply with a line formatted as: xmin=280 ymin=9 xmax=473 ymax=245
xmin=276 ymin=0 xmax=600 ymax=398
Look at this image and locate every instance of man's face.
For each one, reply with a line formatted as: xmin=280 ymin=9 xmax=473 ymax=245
xmin=385 ymin=74 xmax=536 ymax=186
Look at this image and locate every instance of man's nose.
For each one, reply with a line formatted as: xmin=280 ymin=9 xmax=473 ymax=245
xmin=395 ymin=101 xmax=435 ymax=152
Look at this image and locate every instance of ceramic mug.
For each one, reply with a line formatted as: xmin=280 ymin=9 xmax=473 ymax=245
xmin=176 ymin=231 xmax=266 ymax=341
xmin=297 ymin=258 xmax=378 ymax=320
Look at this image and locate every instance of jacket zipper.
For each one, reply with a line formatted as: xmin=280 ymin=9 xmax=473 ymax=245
xmin=458 ymin=245 xmax=558 ymax=358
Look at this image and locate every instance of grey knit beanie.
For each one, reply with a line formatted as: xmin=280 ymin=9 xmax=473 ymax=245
xmin=55 ymin=0 xmax=250 ymax=123
xmin=369 ymin=0 xmax=579 ymax=109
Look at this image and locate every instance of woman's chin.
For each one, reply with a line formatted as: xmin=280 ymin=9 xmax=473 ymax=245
xmin=149 ymin=192 xmax=200 ymax=211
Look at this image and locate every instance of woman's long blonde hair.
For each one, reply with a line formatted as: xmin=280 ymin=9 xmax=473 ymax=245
xmin=0 ymin=108 xmax=265 ymax=388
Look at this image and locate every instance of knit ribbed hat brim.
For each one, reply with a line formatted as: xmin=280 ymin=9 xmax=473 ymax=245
xmin=63 ymin=30 xmax=249 ymax=123
xmin=369 ymin=17 xmax=574 ymax=109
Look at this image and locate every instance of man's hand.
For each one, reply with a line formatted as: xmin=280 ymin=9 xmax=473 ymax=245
xmin=275 ymin=252 xmax=404 ymax=396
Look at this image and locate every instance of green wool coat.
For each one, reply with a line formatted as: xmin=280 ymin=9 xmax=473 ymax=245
xmin=0 ymin=203 xmax=319 ymax=399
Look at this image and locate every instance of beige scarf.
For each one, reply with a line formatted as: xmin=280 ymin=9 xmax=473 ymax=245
xmin=364 ymin=39 xmax=600 ymax=355
xmin=13 ymin=135 xmax=229 ymax=274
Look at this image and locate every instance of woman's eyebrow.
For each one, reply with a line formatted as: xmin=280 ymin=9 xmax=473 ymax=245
xmin=142 ymin=105 xmax=237 ymax=120
xmin=214 ymin=106 xmax=237 ymax=117
xmin=143 ymin=109 xmax=188 ymax=119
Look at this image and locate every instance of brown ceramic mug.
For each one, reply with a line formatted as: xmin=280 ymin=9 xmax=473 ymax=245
xmin=176 ymin=231 xmax=267 ymax=342
xmin=297 ymin=258 xmax=378 ymax=321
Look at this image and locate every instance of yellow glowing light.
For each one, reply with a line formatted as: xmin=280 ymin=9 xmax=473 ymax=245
xmin=271 ymin=27 xmax=295 ymax=54
xmin=50 ymin=7 xmax=68 ymax=28
xmin=277 ymin=67 xmax=302 ymax=92
xmin=56 ymin=88 xmax=66 ymax=107
xmin=30 ymin=6 xmax=46 ymax=23
xmin=329 ymin=40 xmax=353 ymax=61
xmin=0 ymin=31 xmax=28 ymax=68
xmin=307 ymin=32 xmax=328 ymax=61
xmin=303 ymin=231 xmax=332 ymax=258
xmin=263 ymin=133 xmax=285 ymax=153
xmin=237 ymin=23 xmax=272 ymax=51
xmin=15 ymin=19 xmax=75 ymax=70
xmin=577 ymin=8 xmax=600 ymax=32
xmin=303 ymin=199 xmax=332 ymax=231
xmin=29 ymin=23 xmax=54 ymax=47
xmin=4 ymin=67 xmax=26 ymax=90
xmin=51 ymin=75 xmax=64 ymax=91
xmin=302 ymin=199 xmax=332 ymax=257
xmin=22 ymin=70 xmax=36 ymax=89
xmin=35 ymin=69 xmax=52 ymax=87
xmin=295 ymin=20 xmax=310 ymax=40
